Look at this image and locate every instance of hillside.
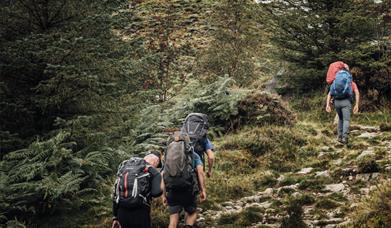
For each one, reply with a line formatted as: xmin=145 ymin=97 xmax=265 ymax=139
xmin=145 ymin=102 xmax=391 ymax=227
xmin=0 ymin=0 xmax=390 ymax=227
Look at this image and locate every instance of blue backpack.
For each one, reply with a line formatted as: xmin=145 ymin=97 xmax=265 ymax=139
xmin=330 ymin=70 xmax=353 ymax=99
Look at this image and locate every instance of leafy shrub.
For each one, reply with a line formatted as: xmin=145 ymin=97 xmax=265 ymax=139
xmin=315 ymin=198 xmax=339 ymax=209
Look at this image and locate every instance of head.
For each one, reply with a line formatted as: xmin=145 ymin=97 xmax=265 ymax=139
xmin=143 ymin=151 xmax=161 ymax=168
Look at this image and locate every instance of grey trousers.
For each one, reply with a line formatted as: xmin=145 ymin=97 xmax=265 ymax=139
xmin=334 ymin=99 xmax=352 ymax=139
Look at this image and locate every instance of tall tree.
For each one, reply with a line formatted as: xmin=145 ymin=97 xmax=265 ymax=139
xmin=196 ymin=0 xmax=264 ymax=86
xmin=0 ymin=0 xmax=144 ymax=226
xmin=263 ymin=0 xmax=391 ymax=104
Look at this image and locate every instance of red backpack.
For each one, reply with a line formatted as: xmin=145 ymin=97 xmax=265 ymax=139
xmin=326 ymin=61 xmax=345 ymax=85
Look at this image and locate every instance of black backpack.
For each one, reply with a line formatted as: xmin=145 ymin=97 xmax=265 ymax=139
xmin=163 ymin=132 xmax=197 ymax=192
xmin=113 ymin=157 xmax=151 ymax=208
xmin=181 ymin=113 xmax=209 ymax=157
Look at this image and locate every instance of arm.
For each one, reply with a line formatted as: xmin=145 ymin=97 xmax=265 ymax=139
xmin=353 ymin=90 xmax=360 ymax=114
xmin=149 ymin=168 xmax=163 ymax=197
xmin=160 ymin=171 xmax=167 ymax=205
xmin=206 ymin=149 xmax=214 ymax=178
xmin=196 ymin=165 xmax=207 ymax=202
xmin=326 ymin=92 xmax=332 ymax=113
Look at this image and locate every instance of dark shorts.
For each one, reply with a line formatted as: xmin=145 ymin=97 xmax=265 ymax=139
xmin=167 ymin=190 xmax=197 ymax=215
xmin=118 ymin=206 xmax=151 ymax=228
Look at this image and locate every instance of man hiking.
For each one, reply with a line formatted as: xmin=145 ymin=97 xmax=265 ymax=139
xmin=162 ymin=131 xmax=207 ymax=228
xmin=325 ymin=64 xmax=360 ymax=144
xmin=112 ymin=151 xmax=162 ymax=228
xmin=181 ymin=113 xmax=215 ymax=178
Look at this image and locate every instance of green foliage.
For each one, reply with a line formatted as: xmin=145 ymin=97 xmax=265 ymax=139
xmin=0 ymin=131 xmax=120 ymax=226
xmin=351 ymin=180 xmax=391 ymax=227
xmin=221 ymin=127 xmax=306 ymax=171
xmin=196 ymin=0 xmax=264 ymax=85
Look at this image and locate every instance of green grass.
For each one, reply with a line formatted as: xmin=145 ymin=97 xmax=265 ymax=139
xmin=351 ymin=180 xmax=391 ymax=227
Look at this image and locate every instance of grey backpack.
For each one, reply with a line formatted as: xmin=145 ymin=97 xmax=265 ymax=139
xmin=181 ymin=113 xmax=209 ymax=142
xmin=163 ymin=132 xmax=196 ymax=191
xmin=181 ymin=113 xmax=209 ymax=158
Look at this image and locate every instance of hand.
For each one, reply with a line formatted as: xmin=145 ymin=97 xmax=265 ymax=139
xmin=162 ymin=196 xmax=167 ymax=206
xmin=353 ymin=105 xmax=359 ymax=114
xmin=326 ymin=105 xmax=332 ymax=113
xmin=111 ymin=219 xmax=120 ymax=228
xmin=207 ymin=170 xmax=212 ymax=178
xmin=200 ymin=190 xmax=207 ymax=202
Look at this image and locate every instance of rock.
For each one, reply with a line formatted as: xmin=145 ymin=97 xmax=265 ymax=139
xmin=246 ymin=201 xmax=272 ymax=209
xmin=357 ymin=148 xmax=375 ymax=160
xmin=314 ymin=218 xmax=345 ymax=225
xmin=233 ymin=205 xmax=242 ymax=210
xmin=325 ymin=183 xmax=345 ymax=193
xmin=316 ymin=170 xmax=330 ymax=177
xmin=262 ymin=188 xmax=274 ymax=196
xmin=360 ymin=188 xmax=370 ymax=195
xmin=278 ymin=184 xmax=299 ymax=193
xmin=371 ymin=172 xmax=380 ymax=178
xmin=221 ymin=201 xmax=234 ymax=207
xmin=318 ymin=152 xmax=326 ymax=159
xmin=242 ymin=195 xmax=267 ymax=203
xmin=352 ymin=125 xmax=380 ymax=132
xmin=277 ymin=175 xmax=285 ymax=182
xmin=357 ymin=132 xmax=379 ymax=139
xmin=292 ymin=192 xmax=302 ymax=198
xmin=321 ymin=146 xmax=330 ymax=151
xmin=224 ymin=206 xmax=233 ymax=211
xmin=356 ymin=173 xmax=371 ymax=181
xmin=297 ymin=167 xmax=314 ymax=174
xmin=333 ymin=159 xmax=343 ymax=165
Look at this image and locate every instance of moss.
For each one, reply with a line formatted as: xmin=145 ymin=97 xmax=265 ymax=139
xmin=298 ymin=177 xmax=332 ymax=191
xmin=357 ymin=157 xmax=381 ymax=173
xmin=217 ymin=207 xmax=263 ymax=226
xmin=280 ymin=198 xmax=307 ymax=228
xmin=315 ymin=198 xmax=339 ymax=209
xmin=380 ymin=123 xmax=391 ymax=132
xmin=217 ymin=212 xmax=240 ymax=225
xmin=254 ymin=174 xmax=278 ymax=190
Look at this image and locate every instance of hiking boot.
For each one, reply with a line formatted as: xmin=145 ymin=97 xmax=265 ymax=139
xmin=341 ymin=137 xmax=348 ymax=144
xmin=337 ymin=136 xmax=343 ymax=143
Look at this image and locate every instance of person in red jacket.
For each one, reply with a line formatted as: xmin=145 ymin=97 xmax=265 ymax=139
xmin=326 ymin=65 xmax=360 ymax=144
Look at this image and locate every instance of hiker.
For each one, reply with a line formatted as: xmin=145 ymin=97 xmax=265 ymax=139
xmin=162 ymin=132 xmax=207 ymax=228
xmin=325 ymin=65 xmax=360 ymax=144
xmin=181 ymin=113 xmax=215 ymax=177
xmin=112 ymin=151 xmax=162 ymax=228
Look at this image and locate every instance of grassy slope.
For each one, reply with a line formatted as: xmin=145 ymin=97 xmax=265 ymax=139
xmin=195 ymin=96 xmax=391 ymax=227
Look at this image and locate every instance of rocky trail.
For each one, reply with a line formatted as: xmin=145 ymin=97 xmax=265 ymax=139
xmin=197 ymin=124 xmax=391 ymax=227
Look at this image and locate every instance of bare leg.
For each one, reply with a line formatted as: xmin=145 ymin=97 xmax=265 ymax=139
xmin=185 ymin=211 xmax=197 ymax=226
xmin=169 ymin=213 xmax=179 ymax=228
